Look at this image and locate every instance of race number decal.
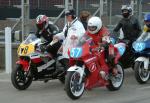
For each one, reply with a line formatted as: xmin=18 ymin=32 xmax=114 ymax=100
xmin=18 ymin=44 xmax=34 ymax=56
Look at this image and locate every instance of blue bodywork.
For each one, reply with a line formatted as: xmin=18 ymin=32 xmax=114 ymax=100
xmin=133 ymin=39 xmax=150 ymax=57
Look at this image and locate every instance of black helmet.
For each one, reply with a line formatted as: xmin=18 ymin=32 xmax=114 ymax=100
xmin=65 ymin=9 xmax=76 ymax=19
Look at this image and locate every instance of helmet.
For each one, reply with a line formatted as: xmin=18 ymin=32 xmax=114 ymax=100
xmin=121 ymin=5 xmax=132 ymax=18
xmin=87 ymin=16 xmax=102 ymax=34
xmin=144 ymin=13 xmax=150 ymax=28
xmin=36 ymin=15 xmax=48 ymax=30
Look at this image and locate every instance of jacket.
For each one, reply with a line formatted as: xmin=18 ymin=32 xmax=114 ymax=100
xmin=36 ymin=21 xmax=59 ymax=43
xmin=113 ymin=15 xmax=141 ymax=42
xmin=86 ymin=26 xmax=110 ymax=45
xmin=56 ymin=17 xmax=85 ymax=58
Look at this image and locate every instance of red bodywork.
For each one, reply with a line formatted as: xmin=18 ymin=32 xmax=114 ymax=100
xmin=69 ymin=41 xmax=116 ymax=90
xmin=16 ymin=59 xmax=30 ymax=72
xmin=16 ymin=57 xmax=42 ymax=72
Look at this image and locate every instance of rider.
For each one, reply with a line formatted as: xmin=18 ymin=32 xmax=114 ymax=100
xmin=143 ymin=13 xmax=150 ymax=32
xmin=53 ymin=9 xmax=85 ymax=69
xmin=113 ymin=5 xmax=141 ymax=48
xmin=137 ymin=13 xmax=150 ymax=41
xmin=35 ymin=14 xmax=61 ymax=57
xmin=86 ymin=16 xmax=121 ymax=75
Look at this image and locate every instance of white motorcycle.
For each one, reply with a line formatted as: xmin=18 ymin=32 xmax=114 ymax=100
xmin=132 ymin=33 xmax=150 ymax=84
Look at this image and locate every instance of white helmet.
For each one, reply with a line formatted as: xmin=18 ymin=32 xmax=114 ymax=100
xmin=87 ymin=16 xmax=102 ymax=34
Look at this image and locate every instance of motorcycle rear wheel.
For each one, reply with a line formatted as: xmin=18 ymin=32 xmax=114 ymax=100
xmin=106 ymin=64 xmax=124 ymax=91
xmin=11 ymin=64 xmax=33 ymax=90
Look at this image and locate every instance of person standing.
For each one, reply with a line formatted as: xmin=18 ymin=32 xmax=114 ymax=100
xmin=53 ymin=9 xmax=85 ymax=70
xmin=79 ymin=10 xmax=91 ymax=30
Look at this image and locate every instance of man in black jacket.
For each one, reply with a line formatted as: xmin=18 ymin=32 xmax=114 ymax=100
xmin=35 ymin=15 xmax=61 ymax=57
xmin=113 ymin=5 xmax=141 ymax=46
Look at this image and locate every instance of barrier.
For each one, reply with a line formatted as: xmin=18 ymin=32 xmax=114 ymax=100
xmin=5 ymin=27 xmax=12 ymax=74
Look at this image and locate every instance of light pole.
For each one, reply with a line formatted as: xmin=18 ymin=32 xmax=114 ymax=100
xmin=137 ymin=0 xmax=142 ymax=24
xmin=109 ymin=0 xmax=112 ymax=25
xmin=21 ymin=0 xmax=30 ymax=41
xmin=100 ymin=0 xmax=104 ymax=17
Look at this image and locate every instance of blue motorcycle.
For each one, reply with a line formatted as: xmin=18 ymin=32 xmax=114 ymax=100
xmin=132 ymin=33 xmax=150 ymax=84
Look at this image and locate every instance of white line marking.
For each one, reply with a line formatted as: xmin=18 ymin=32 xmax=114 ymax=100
xmin=138 ymin=86 xmax=150 ymax=90
xmin=0 ymin=79 xmax=10 ymax=82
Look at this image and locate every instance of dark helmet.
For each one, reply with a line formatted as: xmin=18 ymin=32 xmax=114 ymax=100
xmin=36 ymin=15 xmax=49 ymax=30
xmin=121 ymin=5 xmax=132 ymax=18
xmin=65 ymin=9 xmax=76 ymax=19
xmin=144 ymin=13 xmax=150 ymax=28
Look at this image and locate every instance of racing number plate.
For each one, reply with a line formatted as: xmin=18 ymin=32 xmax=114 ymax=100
xmin=17 ymin=44 xmax=35 ymax=56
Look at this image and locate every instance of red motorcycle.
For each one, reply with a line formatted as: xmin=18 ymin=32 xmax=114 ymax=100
xmin=65 ymin=39 xmax=124 ymax=100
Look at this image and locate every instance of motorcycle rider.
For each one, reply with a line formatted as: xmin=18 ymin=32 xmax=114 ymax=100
xmin=137 ymin=13 xmax=150 ymax=41
xmin=86 ymin=16 xmax=121 ymax=75
xmin=143 ymin=13 xmax=150 ymax=33
xmin=53 ymin=9 xmax=85 ymax=70
xmin=35 ymin=14 xmax=61 ymax=57
xmin=113 ymin=5 xmax=141 ymax=49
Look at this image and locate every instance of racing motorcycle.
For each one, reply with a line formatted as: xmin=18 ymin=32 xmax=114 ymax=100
xmin=65 ymin=37 xmax=124 ymax=100
xmin=110 ymin=37 xmax=136 ymax=69
xmin=11 ymin=34 xmax=65 ymax=90
xmin=132 ymin=33 xmax=150 ymax=84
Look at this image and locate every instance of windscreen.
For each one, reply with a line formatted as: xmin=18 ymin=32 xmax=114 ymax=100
xmin=23 ymin=34 xmax=38 ymax=44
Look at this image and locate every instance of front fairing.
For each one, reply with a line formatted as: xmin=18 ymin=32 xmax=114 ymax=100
xmin=134 ymin=40 xmax=150 ymax=57
xmin=133 ymin=33 xmax=150 ymax=56
xmin=69 ymin=38 xmax=96 ymax=59
xmin=17 ymin=34 xmax=41 ymax=56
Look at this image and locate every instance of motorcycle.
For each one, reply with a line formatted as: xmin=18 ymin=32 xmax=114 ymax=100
xmin=11 ymin=34 xmax=65 ymax=90
xmin=110 ymin=37 xmax=136 ymax=69
xmin=65 ymin=37 xmax=124 ymax=100
xmin=132 ymin=33 xmax=150 ymax=84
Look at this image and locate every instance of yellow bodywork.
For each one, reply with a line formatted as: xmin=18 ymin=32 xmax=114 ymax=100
xmin=17 ymin=43 xmax=35 ymax=56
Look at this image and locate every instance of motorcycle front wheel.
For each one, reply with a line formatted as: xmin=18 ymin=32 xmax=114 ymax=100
xmin=65 ymin=71 xmax=85 ymax=100
xmin=134 ymin=61 xmax=150 ymax=84
xmin=11 ymin=64 xmax=33 ymax=90
xmin=106 ymin=64 xmax=124 ymax=91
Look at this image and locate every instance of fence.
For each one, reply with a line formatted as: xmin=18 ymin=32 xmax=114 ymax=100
xmin=0 ymin=0 xmax=150 ymax=41
xmin=0 ymin=0 xmax=150 ymax=71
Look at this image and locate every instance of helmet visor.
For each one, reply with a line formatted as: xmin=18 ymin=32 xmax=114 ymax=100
xmin=144 ymin=20 xmax=150 ymax=23
xmin=122 ymin=9 xmax=129 ymax=14
xmin=88 ymin=26 xmax=97 ymax=31
xmin=36 ymin=23 xmax=44 ymax=30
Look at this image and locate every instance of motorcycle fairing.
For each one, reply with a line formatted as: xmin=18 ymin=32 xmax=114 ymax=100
xmin=16 ymin=59 xmax=29 ymax=72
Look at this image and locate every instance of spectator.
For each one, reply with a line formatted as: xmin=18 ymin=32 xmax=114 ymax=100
xmin=80 ymin=10 xmax=91 ymax=30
